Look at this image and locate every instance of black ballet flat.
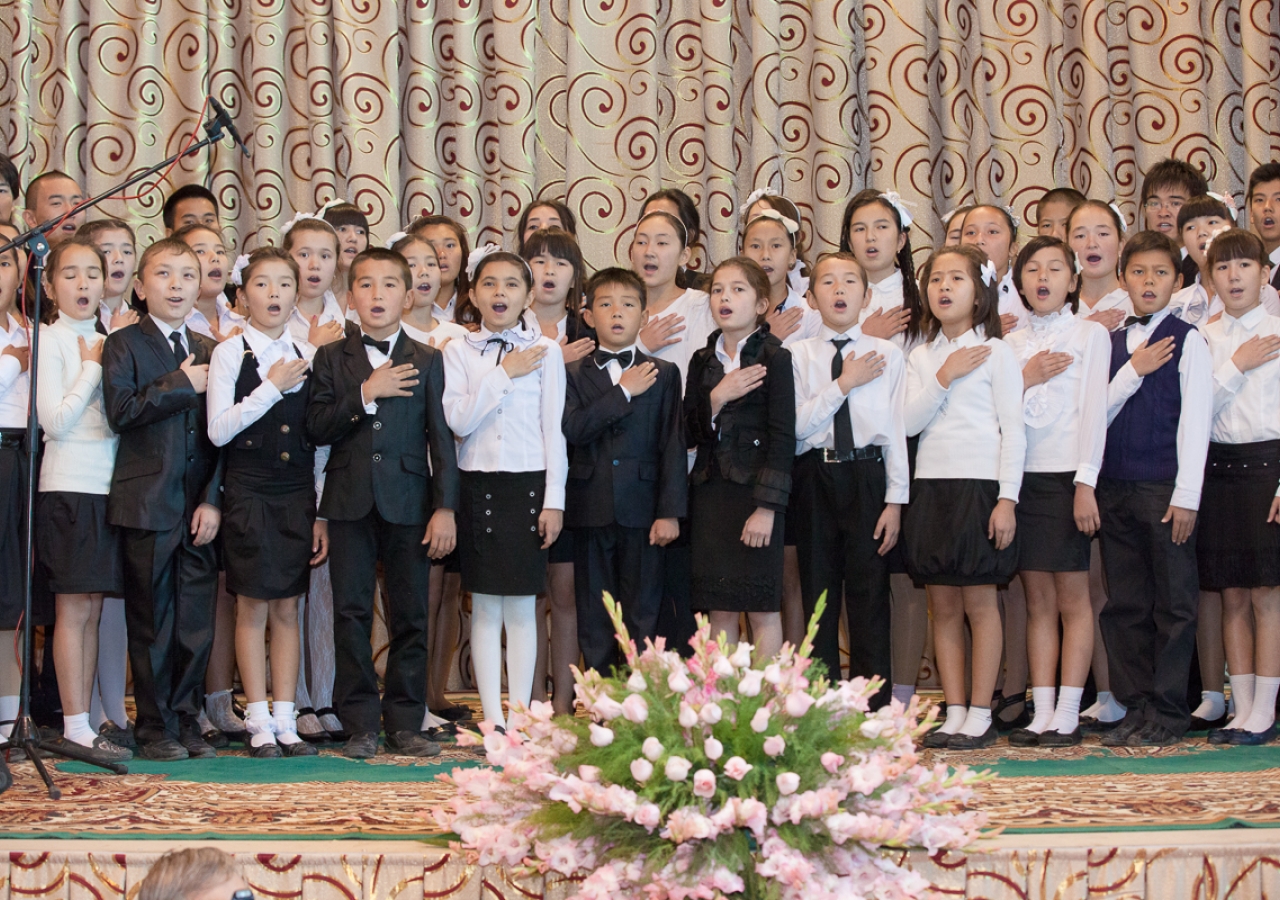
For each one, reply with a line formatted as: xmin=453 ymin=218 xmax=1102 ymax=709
xmin=1037 ymin=726 xmax=1082 ymax=748
xmin=946 ymin=722 xmax=997 ymax=750
xmin=1229 ymin=724 xmax=1277 ymax=746
xmin=1079 ymin=715 xmax=1123 ymax=734
xmin=921 ymin=727 xmax=955 ymax=749
xmin=1207 ymin=726 xmax=1240 ymax=745
xmin=993 ymin=693 xmax=1031 ymax=733
xmin=1007 ymin=727 xmax=1041 ymax=748
xmin=1189 ymin=713 xmax=1228 ymax=732
xmin=435 ymin=704 xmax=475 ymax=723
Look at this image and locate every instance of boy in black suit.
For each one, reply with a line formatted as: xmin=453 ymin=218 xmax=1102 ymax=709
xmin=103 ymin=238 xmax=224 ymax=761
xmin=306 ymin=248 xmax=459 ymax=759
xmin=564 ymin=268 xmax=687 ymax=672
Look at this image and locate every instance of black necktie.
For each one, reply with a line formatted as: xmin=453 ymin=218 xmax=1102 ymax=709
xmin=594 ymin=349 xmax=633 ymax=369
xmin=830 ymin=338 xmax=855 ymax=456
xmin=1124 ymin=314 xmax=1153 ymax=329
xmin=361 ymin=334 xmax=390 ymax=355
xmin=170 ymin=331 xmax=186 ymax=367
xmin=95 ymin=317 xmax=108 ymax=336
xmin=1270 ymin=264 xmax=1280 ymax=292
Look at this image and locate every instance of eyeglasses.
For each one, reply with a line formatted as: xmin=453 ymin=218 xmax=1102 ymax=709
xmin=1143 ymin=198 xmax=1185 ymax=212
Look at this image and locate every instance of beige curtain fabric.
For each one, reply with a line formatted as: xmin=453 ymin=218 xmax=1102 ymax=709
xmin=1 ymin=1 xmax=1277 ymax=266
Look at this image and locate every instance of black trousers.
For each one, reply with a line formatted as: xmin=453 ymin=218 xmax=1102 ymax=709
xmin=122 ymin=522 xmax=219 ymax=743
xmin=655 ymin=521 xmax=696 ymax=658
xmin=574 ymin=523 xmax=666 ymax=674
xmin=328 ymin=509 xmax=429 ymax=734
xmin=793 ymin=450 xmax=892 ymax=702
xmin=1097 ymin=478 xmax=1200 ymax=735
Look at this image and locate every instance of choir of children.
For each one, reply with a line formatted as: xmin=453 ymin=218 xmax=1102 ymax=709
xmin=5 ymin=151 xmax=1280 ymax=763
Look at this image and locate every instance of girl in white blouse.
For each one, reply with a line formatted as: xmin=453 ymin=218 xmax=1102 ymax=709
xmin=34 ymin=239 xmax=128 ymax=762
xmin=960 ymin=205 xmax=1029 ymax=334
xmin=840 ymin=189 xmax=927 ymax=355
xmin=1068 ymin=200 xmax=1133 ymax=332
xmin=1004 ymin=237 xmax=1111 ymax=747
xmin=904 ymin=244 xmax=1026 ymax=750
xmin=442 ymin=249 xmax=567 ymax=731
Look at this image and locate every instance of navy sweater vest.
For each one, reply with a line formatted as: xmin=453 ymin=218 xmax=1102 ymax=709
xmin=1100 ymin=313 xmax=1194 ymax=482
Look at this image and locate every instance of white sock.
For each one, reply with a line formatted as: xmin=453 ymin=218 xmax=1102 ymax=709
xmin=891 ymin=683 xmax=916 ymax=706
xmin=0 ymin=695 xmax=19 ymax=740
xmin=471 ymin=593 xmax=507 ymax=729
xmin=1227 ymin=673 xmax=1256 ymax=727
xmin=1028 ymin=686 xmax=1056 ymax=734
xmin=92 ymin=596 xmax=128 ymax=728
xmin=1091 ymin=691 xmax=1127 ymax=723
xmin=245 ymin=701 xmax=277 ymax=748
xmin=957 ymin=706 xmax=993 ymax=737
xmin=272 ymin=700 xmax=301 ymax=745
xmin=1048 ymin=685 xmax=1084 ymax=734
xmin=1241 ymin=676 xmax=1280 ymax=734
xmin=1191 ymin=690 xmax=1226 ymax=722
xmin=63 ymin=712 xmax=96 ymax=748
xmin=938 ymin=704 xmax=967 ymax=735
xmin=503 ymin=595 xmax=538 ymax=713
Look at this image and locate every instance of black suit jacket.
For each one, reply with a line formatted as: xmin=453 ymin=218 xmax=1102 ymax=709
xmin=103 ymin=317 xmax=225 ymax=532
xmin=685 ymin=326 xmax=795 ymax=512
xmin=305 ymin=330 xmax=459 ymax=525
xmin=562 ymin=352 xmax=687 ymax=530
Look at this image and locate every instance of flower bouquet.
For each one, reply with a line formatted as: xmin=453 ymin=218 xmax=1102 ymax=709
xmin=434 ymin=594 xmax=988 ymax=900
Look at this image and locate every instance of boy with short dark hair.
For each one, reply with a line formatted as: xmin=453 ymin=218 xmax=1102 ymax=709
xmin=22 ymin=171 xmax=85 ymax=246
xmin=1246 ymin=161 xmax=1280 ymax=291
xmin=162 ymin=185 xmax=220 ymax=234
xmin=1035 ymin=187 xmax=1087 ymax=240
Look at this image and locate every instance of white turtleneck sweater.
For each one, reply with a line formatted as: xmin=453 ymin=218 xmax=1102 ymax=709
xmin=36 ymin=313 xmax=117 ymax=495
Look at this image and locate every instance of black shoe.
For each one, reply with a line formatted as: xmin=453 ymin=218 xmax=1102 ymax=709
xmin=98 ymin=719 xmax=137 ymax=749
xmin=322 ymin=710 xmax=352 ymax=743
xmin=249 ymin=741 xmax=283 ymax=759
xmin=1137 ymin=722 xmax=1181 ymax=747
xmin=137 ymin=737 xmax=189 ymax=761
xmin=421 ymin=727 xmax=456 ymax=743
xmin=1100 ymin=717 xmax=1145 ymax=747
xmin=1189 ymin=713 xmax=1228 ymax=732
xmin=1007 ymin=727 xmax=1041 ymax=747
xmin=1080 ymin=715 xmax=1123 ymax=734
xmin=386 ymin=730 xmax=442 ymax=757
xmin=435 ymin=704 xmax=475 ymax=722
xmin=921 ymin=726 xmax=954 ymax=749
xmin=1037 ymin=726 xmax=1082 ymax=748
xmin=993 ymin=693 xmax=1030 ymax=733
xmin=46 ymin=735 xmax=133 ymax=764
xmin=281 ymin=739 xmax=319 ymax=757
xmin=201 ymin=728 xmax=230 ymax=750
xmin=343 ymin=732 xmax=379 ymax=759
xmin=1229 ymin=724 xmax=1277 ymax=746
xmin=295 ymin=708 xmax=331 ymax=744
xmin=947 ymin=722 xmax=997 ymax=750
xmin=177 ymin=728 xmax=218 ymax=759
xmin=1208 ymin=726 xmax=1241 ymax=745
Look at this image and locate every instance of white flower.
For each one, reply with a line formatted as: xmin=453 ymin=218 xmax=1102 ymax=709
xmin=626 ymin=671 xmax=647 ymax=693
xmin=704 ymin=736 xmax=724 ymax=760
xmin=642 ymin=736 xmax=664 ymax=761
xmin=784 ymin=691 xmax=815 ymax=718
xmin=700 ymin=702 xmax=723 ymax=725
xmin=591 ymin=694 xmax=624 ymax=720
xmin=665 ymin=756 xmax=692 ymax=781
xmin=776 ymin=772 xmax=800 ymax=796
xmin=729 ymin=643 xmax=753 ymax=668
xmin=750 ymin=707 xmax=771 ymax=733
xmin=678 ymin=703 xmax=699 ymax=728
xmin=630 ymin=758 xmax=654 ymax=783
xmin=763 ymin=664 xmax=783 ymax=685
xmin=737 ymin=670 xmax=764 ymax=697
xmin=668 ymin=669 xmax=692 ymax=694
xmin=621 ymin=693 xmax=649 ymax=723
xmin=588 ymin=723 xmax=614 ymax=747
xmin=763 ymin=735 xmax=786 ymax=757
xmin=713 ymin=657 xmax=736 ymax=678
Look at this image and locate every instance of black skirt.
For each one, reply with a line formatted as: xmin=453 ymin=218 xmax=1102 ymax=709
xmin=903 ymin=478 xmax=1018 ymax=586
xmin=221 ymin=468 xmax=316 ymax=600
xmin=690 ymin=476 xmax=785 ymax=613
xmin=36 ymin=491 xmax=122 ymax=595
xmin=458 ymin=470 xmax=549 ymax=595
xmin=1197 ymin=440 xmax=1280 ymax=590
xmin=1016 ymin=472 xmax=1091 ymax=572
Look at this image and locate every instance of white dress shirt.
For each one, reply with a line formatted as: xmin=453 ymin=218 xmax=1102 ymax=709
xmin=207 ymin=324 xmax=310 ymax=448
xmin=1003 ymin=309 xmax=1110 ymax=486
xmin=287 ymin=291 xmax=346 ymax=352
xmin=1170 ymin=281 xmax=1224 ymax=329
xmin=905 ymin=325 xmax=1027 ymax=501
xmin=713 ymin=329 xmax=755 ymax=375
xmin=792 ymin=325 xmax=909 ymax=504
xmin=1079 ymin=287 xmax=1134 ymax=328
xmin=1202 ymin=307 xmax=1280 ymax=487
xmin=0 ymin=312 xmax=29 ymax=428
xmin=433 ymin=290 xmax=457 ymax=325
xmin=35 ymin=314 xmax=117 ymax=495
xmin=149 ymin=315 xmax=193 ymax=359
xmin=186 ymin=295 xmax=246 ymax=340
xmin=98 ymin=298 xmax=134 ymax=334
xmin=358 ymin=327 xmax=402 ymax=415
xmin=773 ymin=287 xmax=823 ymax=348
xmin=441 ymin=320 xmax=568 ymax=510
xmin=636 ymin=288 xmax=714 ymax=389
xmin=999 ymin=269 xmax=1031 ymax=333
xmin=859 ymin=270 xmax=914 ymax=353
xmin=595 ymin=343 xmax=639 ymax=398
xmin=1105 ymin=306 xmax=1213 ymax=509
xmin=402 ymin=319 xmax=469 ymax=348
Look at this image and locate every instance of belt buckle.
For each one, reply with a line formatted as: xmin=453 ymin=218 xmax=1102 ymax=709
xmin=823 ymin=448 xmax=847 ymax=463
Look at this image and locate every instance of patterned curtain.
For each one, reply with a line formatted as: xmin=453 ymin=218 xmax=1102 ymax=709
xmin=1 ymin=0 xmax=1277 ymax=269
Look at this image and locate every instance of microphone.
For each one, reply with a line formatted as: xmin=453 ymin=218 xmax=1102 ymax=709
xmin=209 ymin=96 xmax=250 ymax=158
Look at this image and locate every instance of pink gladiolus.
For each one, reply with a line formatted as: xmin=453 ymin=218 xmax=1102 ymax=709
xmin=723 ymin=756 xmax=753 ymax=780
xmin=713 ymin=656 xmax=736 ymax=678
xmin=622 ymin=693 xmax=649 ymax=723
xmin=763 ymin=734 xmax=786 ymax=757
xmin=633 ymin=801 xmax=661 ymax=832
xmin=751 ymin=707 xmax=771 ymax=733
xmin=693 ymin=768 xmax=716 ymax=798
xmin=627 ymin=671 xmax=647 ymax=692
xmin=729 ymin=643 xmax=753 ymax=668
xmin=579 ymin=765 xmax=601 ymax=783
xmin=776 ymin=772 xmax=800 ymax=795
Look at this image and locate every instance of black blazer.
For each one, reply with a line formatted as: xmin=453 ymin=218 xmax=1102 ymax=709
xmin=103 ymin=316 xmax=224 ymax=532
xmin=685 ymin=326 xmax=794 ymax=512
xmin=562 ymin=352 xmax=687 ymax=530
xmin=305 ymin=330 xmax=459 ymax=526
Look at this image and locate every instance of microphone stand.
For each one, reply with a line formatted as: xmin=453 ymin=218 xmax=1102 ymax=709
xmin=0 ymin=102 xmax=242 ymax=798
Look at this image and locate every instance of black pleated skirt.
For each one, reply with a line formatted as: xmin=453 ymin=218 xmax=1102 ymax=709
xmin=1016 ymin=471 xmax=1091 ymax=572
xmin=903 ymin=478 xmax=1018 ymax=586
xmin=1197 ymin=440 xmax=1280 ymax=590
xmin=690 ymin=476 xmax=785 ymax=613
xmin=458 ymin=470 xmax=549 ymax=595
xmin=221 ymin=467 xmax=316 ymax=600
xmin=36 ymin=491 xmax=122 ymax=595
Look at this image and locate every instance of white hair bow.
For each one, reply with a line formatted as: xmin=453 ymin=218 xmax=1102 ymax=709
xmin=384 ymin=231 xmax=408 ymax=249
xmin=466 ymin=243 xmax=503 ymax=282
xmin=980 ymin=259 xmax=998 ymax=287
xmin=280 ymin=210 xmax=319 ymax=236
xmin=317 ymin=198 xmax=347 ymax=216
xmin=1003 ymin=205 xmax=1022 ymax=230
xmin=1203 ymin=225 xmax=1231 ymax=255
xmin=940 ymin=206 xmax=963 ymax=228
xmin=1207 ymin=191 xmax=1238 ymax=221
xmin=738 ymin=186 xmax=780 ymax=219
xmin=880 ymin=191 xmax=915 ymax=229
xmin=1108 ymin=201 xmax=1128 ymax=233
xmin=230 ymin=253 xmax=251 ymax=287
xmin=748 ymin=208 xmax=799 ymax=235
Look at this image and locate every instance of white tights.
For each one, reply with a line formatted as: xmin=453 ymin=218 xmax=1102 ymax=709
xmin=471 ymin=593 xmax=538 ymax=729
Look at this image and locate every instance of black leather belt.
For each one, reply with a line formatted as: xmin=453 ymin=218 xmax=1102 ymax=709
xmin=822 ymin=446 xmax=883 ymax=463
xmin=0 ymin=430 xmax=24 ymax=450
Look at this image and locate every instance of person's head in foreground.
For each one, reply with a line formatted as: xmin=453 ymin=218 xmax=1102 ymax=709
xmin=138 ymin=847 xmax=250 ymax=900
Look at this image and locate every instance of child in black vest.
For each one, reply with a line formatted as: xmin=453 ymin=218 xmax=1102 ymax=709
xmin=1098 ymin=230 xmax=1213 ymax=746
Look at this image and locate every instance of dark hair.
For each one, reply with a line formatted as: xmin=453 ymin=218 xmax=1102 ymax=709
xmin=811 ymin=251 xmax=867 ymax=289
xmin=322 ymin=202 xmax=370 ymax=235
xmin=76 ymin=218 xmax=136 ymax=246
xmin=585 ymin=266 xmax=647 ymax=310
xmin=942 ymin=204 xmax=974 ymax=237
xmin=710 ymin=256 xmax=772 ymax=325
xmin=161 ymin=183 xmax=219 ymax=230
xmin=391 ymin=232 xmax=436 ymax=258
xmin=468 ymin=251 xmax=534 ymax=327
xmin=171 ymin=222 xmax=226 ymax=248
xmin=742 ymin=212 xmax=798 ymax=249
xmin=1066 ymin=199 xmax=1126 ymax=237
xmin=0 ymin=153 xmax=20 ymax=205
xmin=837 ymin=189 xmax=924 ymax=341
xmin=522 ymin=227 xmax=586 ymax=316
xmin=239 ymin=246 xmax=300 ymax=286
xmin=138 ymin=236 xmax=201 ymax=279
xmin=1036 ymin=188 xmax=1087 ymax=219
xmin=742 ymin=195 xmax=808 ymax=265
xmin=961 ymin=204 xmax=1019 ymax=243
xmin=516 ymin=200 xmax=577 ymax=254
xmin=45 ymin=238 xmax=107 ymax=287
xmin=1012 ymin=236 xmax=1080 ymax=313
xmin=1119 ymin=229 xmax=1182 ymax=274
xmin=643 ymin=189 xmax=701 ymax=247
xmin=1247 ymin=162 xmax=1280 ymax=201
xmin=918 ymin=244 xmax=1002 ymax=341
xmin=282 ymin=216 xmax=340 ymax=253
xmin=350 ymin=247 xmax=412 ymax=290
xmin=25 ymin=171 xmax=79 ymax=216
xmin=1205 ymin=227 xmax=1269 ymax=269
xmin=408 ymin=214 xmax=471 ymax=318
xmin=1177 ymin=194 xmax=1232 ymax=231
xmin=1140 ymin=158 xmax=1208 ymax=204
xmin=635 ymin=210 xmax=689 ymax=248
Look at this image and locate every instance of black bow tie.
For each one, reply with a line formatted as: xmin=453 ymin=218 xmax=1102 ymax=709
xmin=361 ymin=334 xmax=390 ymax=355
xmin=1124 ymin=314 xmax=1154 ymax=329
xmin=482 ymin=336 xmax=514 ymax=365
xmin=594 ymin=349 xmax=633 ymax=369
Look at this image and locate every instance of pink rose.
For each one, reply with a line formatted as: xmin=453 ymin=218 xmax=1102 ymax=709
xmin=692 ymin=768 xmax=716 ymax=798
xmin=737 ymin=669 xmax=764 ymax=697
xmin=763 ymin=734 xmax=786 ymax=757
xmin=784 ymin=691 xmax=815 ymax=718
xmin=668 ymin=669 xmax=692 ymax=693
xmin=642 ymin=736 xmax=664 ymax=760
xmin=729 ymin=643 xmax=753 ymax=668
xmin=776 ymin=772 xmax=800 ymax=795
xmin=592 ymin=694 xmax=624 ymax=720
xmin=632 ymin=802 xmax=661 ymax=832
xmin=700 ymin=702 xmax=723 ymax=724
xmin=579 ymin=765 xmax=601 ymax=783
xmin=626 ymin=671 xmax=647 ymax=692
xmin=678 ymin=702 xmax=698 ymax=728
xmin=630 ymin=758 xmax=654 ymax=783
xmin=589 ymin=723 xmax=614 ymax=747
xmin=704 ymin=736 xmax=724 ymax=760
xmin=722 ymin=756 xmax=753 ymax=780
xmin=665 ymin=755 xmax=692 ymax=781
xmin=821 ymin=751 xmax=845 ymax=774
xmin=621 ymin=693 xmax=649 ymax=723
xmin=750 ymin=707 xmax=771 ymax=733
